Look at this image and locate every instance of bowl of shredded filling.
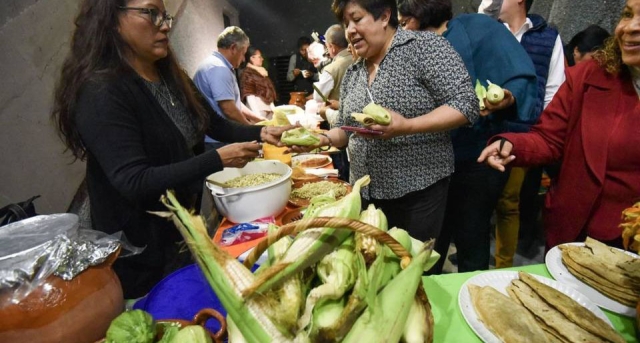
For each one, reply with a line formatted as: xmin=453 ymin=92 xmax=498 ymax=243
xmin=289 ymin=179 xmax=352 ymax=208
xmin=206 ymin=160 xmax=292 ymax=223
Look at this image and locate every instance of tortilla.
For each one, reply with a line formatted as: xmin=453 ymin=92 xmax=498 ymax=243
xmin=468 ymin=284 xmax=549 ymax=343
xmin=585 ymin=237 xmax=638 ymax=266
xmin=508 ymin=279 xmax=604 ymax=343
xmin=564 ymin=263 xmax=637 ymax=307
xmin=560 ymin=245 xmax=640 ymax=289
xmin=616 ymin=258 xmax=640 ymax=283
xmin=518 ymin=272 xmax=625 ymax=343
xmin=562 ymin=253 xmax=639 ymax=301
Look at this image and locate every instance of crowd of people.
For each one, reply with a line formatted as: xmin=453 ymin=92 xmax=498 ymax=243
xmin=51 ymin=0 xmax=638 ymax=297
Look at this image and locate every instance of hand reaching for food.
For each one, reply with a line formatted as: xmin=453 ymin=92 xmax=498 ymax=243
xmin=217 ymin=141 xmax=262 ymax=168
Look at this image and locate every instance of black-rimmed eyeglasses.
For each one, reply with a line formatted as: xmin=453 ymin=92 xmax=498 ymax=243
xmin=118 ymin=6 xmax=173 ymax=28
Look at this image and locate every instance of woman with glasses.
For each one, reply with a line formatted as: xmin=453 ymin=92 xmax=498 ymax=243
xmin=51 ymin=0 xmax=289 ymax=298
xmin=240 ymin=46 xmax=278 ymax=119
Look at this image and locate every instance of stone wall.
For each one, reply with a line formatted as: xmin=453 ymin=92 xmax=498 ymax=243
xmin=0 ymin=0 xmax=234 ymax=213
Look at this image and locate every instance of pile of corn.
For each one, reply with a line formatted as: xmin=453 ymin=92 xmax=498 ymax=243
xmin=159 ymin=175 xmax=435 ymax=343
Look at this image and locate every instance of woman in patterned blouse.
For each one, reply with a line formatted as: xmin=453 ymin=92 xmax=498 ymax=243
xmin=288 ymin=0 xmax=479 ymax=244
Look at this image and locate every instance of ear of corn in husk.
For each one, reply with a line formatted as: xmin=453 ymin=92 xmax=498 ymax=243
xmin=355 ymin=204 xmax=388 ymax=265
xmin=486 ymin=80 xmax=505 ymax=104
xmin=158 ymin=191 xmax=294 ymax=343
xmin=242 ymin=175 xmax=371 ymax=298
xmin=342 ymin=240 xmax=435 ymax=343
xmin=281 ymin=127 xmax=321 ymax=146
xmin=351 ymin=102 xmax=391 ymax=126
xmin=256 ymin=105 xmax=297 ymax=126
xmin=475 ymin=79 xmax=487 ymax=111
xmin=297 ymin=234 xmax=358 ymax=329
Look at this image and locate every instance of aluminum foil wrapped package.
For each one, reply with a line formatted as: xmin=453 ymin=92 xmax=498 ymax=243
xmin=0 ymin=213 xmax=143 ymax=307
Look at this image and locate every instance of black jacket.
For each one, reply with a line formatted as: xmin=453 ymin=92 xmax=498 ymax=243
xmin=75 ymin=70 xmax=262 ymax=267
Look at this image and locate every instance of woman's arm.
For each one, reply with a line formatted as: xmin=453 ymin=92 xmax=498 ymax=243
xmin=75 ymin=82 xmax=226 ymax=202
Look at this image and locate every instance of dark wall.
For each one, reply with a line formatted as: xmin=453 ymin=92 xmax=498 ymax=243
xmin=228 ymin=0 xmax=339 ymax=58
xmin=229 ymin=0 xmax=623 ymax=60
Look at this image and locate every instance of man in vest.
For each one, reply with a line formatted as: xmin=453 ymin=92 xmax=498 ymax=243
xmin=489 ymin=0 xmax=565 ymax=267
xmin=313 ymin=24 xmax=352 ymax=127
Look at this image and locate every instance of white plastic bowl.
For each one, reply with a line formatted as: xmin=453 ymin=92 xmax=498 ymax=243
xmin=206 ymin=160 xmax=292 ymax=223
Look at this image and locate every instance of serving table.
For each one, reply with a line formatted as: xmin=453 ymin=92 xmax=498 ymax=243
xmin=424 ymin=264 xmax=637 ymax=342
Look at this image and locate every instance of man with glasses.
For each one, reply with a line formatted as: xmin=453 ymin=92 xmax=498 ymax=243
xmin=194 ymin=26 xmax=262 ymax=149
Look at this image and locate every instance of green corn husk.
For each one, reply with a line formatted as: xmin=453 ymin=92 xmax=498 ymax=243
xmin=280 ymin=127 xmax=321 ymax=146
xmin=342 ymin=240 xmax=435 ymax=343
xmin=242 ymin=176 xmax=371 ymax=298
xmin=298 ymin=234 xmax=358 ymax=330
xmin=402 ymin=288 xmax=434 ymax=343
xmin=486 ymin=79 xmax=505 ymax=104
xmin=355 ymin=204 xmax=388 ymax=265
xmin=158 ymin=192 xmax=293 ymax=343
xmin=312 ymin=251 xmax=369 ymax=342
xmin=475 ymin=79 xmax=487 ymax=111
xmin=263 ymin=224 xmax=304 ymax=334
xmin=351 ymin=102 xmax=391 ymax=126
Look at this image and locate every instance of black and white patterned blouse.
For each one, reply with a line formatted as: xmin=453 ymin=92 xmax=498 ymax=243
xmin=336 ymin=29 xmax=478 ymax=200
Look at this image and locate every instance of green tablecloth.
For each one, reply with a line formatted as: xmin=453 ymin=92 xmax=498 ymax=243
xmin=423 ymin=264 xmax=638 ymax=342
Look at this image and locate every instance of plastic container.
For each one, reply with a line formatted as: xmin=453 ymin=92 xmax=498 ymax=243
xmin=206 ymin=160 xmax=292 ymax=223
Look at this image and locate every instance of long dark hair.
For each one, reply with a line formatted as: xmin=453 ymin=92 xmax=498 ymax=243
xmin=52 ymin=0 xmax=208 ymax=160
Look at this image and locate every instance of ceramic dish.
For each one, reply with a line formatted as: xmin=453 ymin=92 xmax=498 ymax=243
xmin=288 ymin=179 xmax=352 ymax=208
xmin=291 ymin=154 xmax=332 ymax=169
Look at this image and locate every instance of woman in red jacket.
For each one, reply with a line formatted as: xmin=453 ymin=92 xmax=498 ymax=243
xmin=479 ymin=0 xmax=640 ymax=250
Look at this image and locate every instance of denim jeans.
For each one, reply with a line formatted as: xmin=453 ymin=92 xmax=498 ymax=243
xmin=433 ymin=161 xmax=509 ymax=273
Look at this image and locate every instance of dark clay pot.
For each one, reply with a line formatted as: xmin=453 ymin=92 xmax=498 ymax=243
xmin=0 ymin=250 xmax=123 ymax=343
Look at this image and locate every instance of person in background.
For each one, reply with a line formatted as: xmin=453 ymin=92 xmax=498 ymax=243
xmin=479 ymin=0 xmax=640 ymax=251
xmin=240 ymin=46 xmax=278 ymax=119
xmin=307 ymin=41 xmax=331 ymax=74
xmin=398 ymin=0 xmax=538 ymax=273
xmin=565 ymin=25 xmax=611 ymax=66
xmin=314 ymin=24 xmax=353 ymax=125
xmin=287 ymin=36 xmax=317 ymax=96
xmin=313 ymin=24 xmax=355 ymax=182
xmin=485 ymin=0 xmax=565 ymax=268
xmin=289 ymin=0 xmax=479 ymax=246
xmin=194 ymin=26 xmax=263 ymax=151
xmin=51 ymin=0 xmax=289 ymax=298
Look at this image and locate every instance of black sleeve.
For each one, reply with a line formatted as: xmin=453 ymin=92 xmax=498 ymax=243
xmin=75 ymin=81 xmax=225 ymax=202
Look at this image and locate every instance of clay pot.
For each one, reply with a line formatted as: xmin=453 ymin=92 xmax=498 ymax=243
xmin=0 ymin=249 xmax=123 ymax=343
xmin=289 ymin=92 xmax=307 ymax=107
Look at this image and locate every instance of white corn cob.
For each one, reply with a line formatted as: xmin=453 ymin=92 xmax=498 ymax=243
xmin=243 ymin=176 xmax=371 ymax=297
xmin=159 ymin=192 xmax=293 ymax=343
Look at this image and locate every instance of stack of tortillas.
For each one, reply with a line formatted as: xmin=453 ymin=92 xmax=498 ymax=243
xmin=560 ymin=237 xmax=640 ymax=307
xmin=469 ymin=271 xmax=625 ymax=343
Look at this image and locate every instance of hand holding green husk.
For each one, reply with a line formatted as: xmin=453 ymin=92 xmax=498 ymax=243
xmin=280 ymin=127 xmax=321 ymax=146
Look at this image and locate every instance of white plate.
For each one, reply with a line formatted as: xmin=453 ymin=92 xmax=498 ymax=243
xmin=292 ymin=154 xmax=332 ymax=169
xmin=458 ymin=270 xmax=612 ymax=343
xmin=546 ymin=242 xmax=638 ymax=317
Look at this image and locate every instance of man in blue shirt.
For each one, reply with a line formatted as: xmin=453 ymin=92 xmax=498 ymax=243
xmin=194 ymin=26 xmax=262 ymax=148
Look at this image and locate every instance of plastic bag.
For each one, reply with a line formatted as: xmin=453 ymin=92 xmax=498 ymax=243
xmin=0 ymin=214 xmax=144 ymax=307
